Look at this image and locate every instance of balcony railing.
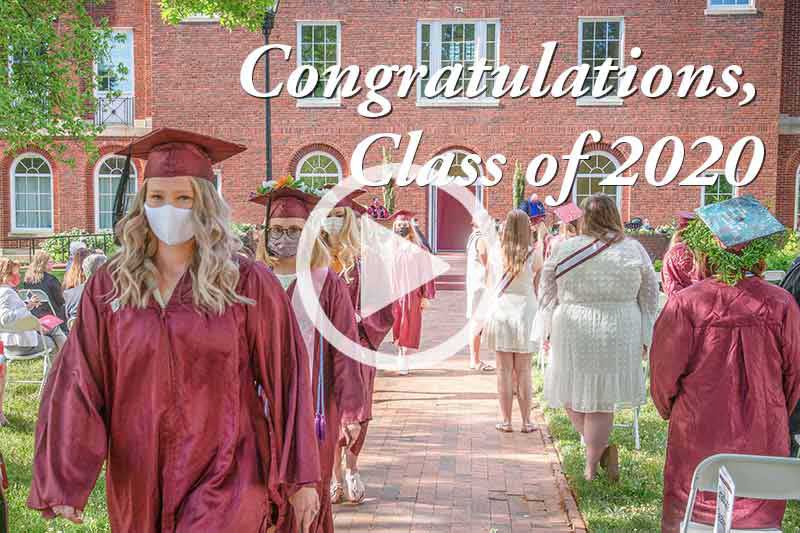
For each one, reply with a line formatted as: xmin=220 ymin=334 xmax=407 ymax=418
xmin=94 ymin=96 xmax=135 ymax=127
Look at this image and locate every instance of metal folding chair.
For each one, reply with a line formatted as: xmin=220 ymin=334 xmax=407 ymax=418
xmin=0 ymin=314 xmax=54 ymax=398
xmin=614 ymin=360 xmax=649 ymax=450
xmin=17 ymin=288 xmax=57 ymax=316
xmin=681 ymin=453 xmax=800 ymax=532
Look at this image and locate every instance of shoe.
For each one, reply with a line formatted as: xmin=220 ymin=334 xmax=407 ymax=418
xmin=599 ymin=444 xmax=620 ymax=482
xmin=521 ymin=422 xmax=537 ymax=433
xmin=495 ymin=422 xmax=513 ymax=433
xmin=475 ymin=361 xmax=495 ymax=372
xmin=345 ymin=470 xmax=365 ymax=503
xmin=397 ymin=356 xmax=409 ymax=375
xmin=330 ymin=480 xmax=344 ymax=504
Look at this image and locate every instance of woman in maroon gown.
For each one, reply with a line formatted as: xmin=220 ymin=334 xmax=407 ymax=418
xmin=253 ymin=185 xmax=366 ymax=533
xmin=28 ymin=129 xmax=321 ymax=532
xmin=651 ymin=199 xmax=800 ymax=532
xmin=388 ymin=210 xmax=435 ymax=375
xmin=320 ymin=192 xmax=394 ymax=504
xmin=661 ymin=211 xmax=698 ymax=298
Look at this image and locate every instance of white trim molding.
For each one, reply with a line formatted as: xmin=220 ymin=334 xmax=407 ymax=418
xmin=94 ymin=154 xmax=138 ymax=232
xmin=577 ymin=16 xmax=625 ymax=107
xmin=296 ymin=21 xmax=342 ymax=108
xmin=10 ymin=153 xmax=55 ymax=234
xmin=705 ymin=0 xmax=757 ymax=15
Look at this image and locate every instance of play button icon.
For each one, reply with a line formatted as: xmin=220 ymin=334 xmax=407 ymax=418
xmin=359 ymin=216 xmax=451 ymax=318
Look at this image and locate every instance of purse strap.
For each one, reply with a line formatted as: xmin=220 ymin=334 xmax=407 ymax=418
xmin=495 ymin=248 xmax=534 ymax=297
xmin=555 ymin=238 xmax=615 ymax=280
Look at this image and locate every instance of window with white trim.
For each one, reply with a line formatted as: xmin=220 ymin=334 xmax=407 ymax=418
xmin=701 ymin=171 xmax=736 ymax=206
xmin=574 ymin=153 xmax=620 ymax=206
xmin=417 ymin=20 xmax=499 ymax=103
xmin=12 ymin=154 xmax=53 ymax=232
xmin=95 ymin=155 xmax=137 ymax=231
xmin=297 ymin=22 xmax=340 ymax=102
xmin=96 ymin=29 xmax=134 ymax=95
xmin=708 ymin=0 xmax=755 ymax=11
xmin=296 ymin=152 xmax=342 ymax=189
xmin=578 ymin=18 xmax=623 ymax=99
xmin=213 ymin=169 xmax=223 ymax=195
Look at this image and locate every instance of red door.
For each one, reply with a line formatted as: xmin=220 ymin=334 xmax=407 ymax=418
xmin=436 ymin=186 xmax=475 ymax=252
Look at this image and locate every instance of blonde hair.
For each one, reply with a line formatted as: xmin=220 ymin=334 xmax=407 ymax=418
xmin=559 ymin=222 xmax=577 ymax=239
xmin=63 ymin=248 xmax=90 ymax=290
xmin=324 ymin=207 xmax=361 ymax=282
xmin=0 ymin=257 xmax=20 ymax=284
xmin=106 ymin=178 xmax=252 ymax=315
xmin=256 ymin=222 xmax=331 ymax=271
xmin=579 ymin=194 xmax=624 ymax=244
xmin=24 ymin=250 xmax=51 ymax=285
xmin=393 ymin=218 xmax=421 ymax=245
xmin=501 ymin=210 xmax=534 ymax=279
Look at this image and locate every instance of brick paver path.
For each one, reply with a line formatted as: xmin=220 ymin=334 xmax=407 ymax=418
xmin=333 ymin=290 xmax=586 ymax=532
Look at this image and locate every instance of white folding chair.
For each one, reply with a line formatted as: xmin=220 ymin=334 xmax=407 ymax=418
xmin=0 ymin=314 xmax=54 ymax=397
xmin=681 ymin=453 xmax=800 ymax=532
xmin=614 ymin=360 xmax=649 ymax=450
xmin=18 ymin=288 xmax=57 ymax=316
xmin=763 ymin=270 xmax=786 ymax=284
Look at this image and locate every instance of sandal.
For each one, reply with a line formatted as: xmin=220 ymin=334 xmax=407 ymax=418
xmin=599 ymin=444 xmax=620 ymax=482
xmin=477 ymin=361 xmax=495 ymax=372
xmin=521 ymin=423 xmax=537 ymax=433
xmin=495 ymin=422 xmax=513 ymax=433
xmin=345 ymin=470 xmax=365 ymax=503
xmin=330 ymin=480 xmax=344 ymax=504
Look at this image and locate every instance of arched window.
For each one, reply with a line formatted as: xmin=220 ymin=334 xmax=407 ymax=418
xmin=95 ymin=155 xmax=138 ymax=230
xmin=574 ymin=153 xmax=620 ymax=207
xmin=444 ymin=150 xmax=482 ymax=185
xmin=295 ymin=151 xmax=342 ymax=189
xmin=11 ymin=154 xmax=53 ymax=232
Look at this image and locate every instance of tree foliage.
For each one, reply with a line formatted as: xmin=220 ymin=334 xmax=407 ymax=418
xmin=160 ymin=0 xmax=278 ymax=32
xmin=0 ymin=0 xmax=123 ymax=160
xmin=512 ymin=160 xmax=525 ymax=210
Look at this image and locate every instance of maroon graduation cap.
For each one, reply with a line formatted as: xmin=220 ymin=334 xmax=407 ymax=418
xmin=249 ymin=187 xmax=320 ymax=219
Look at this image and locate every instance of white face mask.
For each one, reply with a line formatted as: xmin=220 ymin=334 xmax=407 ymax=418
xmin=322 ymin=217 xmax=344 ymax=235
xmin=144 ymin=204 xmax=195 ymax=246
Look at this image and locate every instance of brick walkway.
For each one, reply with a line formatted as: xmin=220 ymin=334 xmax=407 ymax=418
xmin=333 ymin=290 xmax=586 ymax=532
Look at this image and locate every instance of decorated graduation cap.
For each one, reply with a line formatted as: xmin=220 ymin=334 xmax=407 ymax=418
xmin=249 ymin=181 xmax=320 ymax=220
xmin=112 ymin=128 xmax=246 ymax=231
xmin=683 ymin=195 xmax=785 ymax=285
xmin=554 ymin=202 xmax=583 ymax=224
xmin=386 ymin=209 xmax=415 ymax=222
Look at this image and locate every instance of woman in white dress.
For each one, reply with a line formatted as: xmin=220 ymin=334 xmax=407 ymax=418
xmin=465 ymin=216 xmax=494 ymax=372
xmin=485 ymin=210 xmax=543 ymax=433
xmin=538 ymin=194 xmax=659 ymax=481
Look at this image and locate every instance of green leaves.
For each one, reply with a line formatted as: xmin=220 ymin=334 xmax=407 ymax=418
xmin=0 ymin=0 xmax=126 ymax=160
xmin=160 ymin=0 xmax=279 ymax=32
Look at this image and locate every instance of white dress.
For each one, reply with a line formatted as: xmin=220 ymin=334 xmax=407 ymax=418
xmin=484 ymin=252 xmax=538 ymax=353
xmin=539 ymin=236 xmax=659 ymax=413
xmin=465 ymin=231 xmax=487 ymax=319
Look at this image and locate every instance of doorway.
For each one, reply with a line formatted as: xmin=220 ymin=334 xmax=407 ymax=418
xmin=427 ymin=151 xmax=484 ymax=253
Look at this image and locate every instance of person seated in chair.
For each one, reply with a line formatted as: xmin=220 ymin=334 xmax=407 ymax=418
xmin=0 ymin=258 xmax=67 ymax=426
xmin=64 ymin=253 xmax=107 ymax=326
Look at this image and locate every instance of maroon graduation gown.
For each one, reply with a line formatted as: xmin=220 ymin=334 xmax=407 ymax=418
xmin=337 ymin=261 xmax=394 ymax=455
xmin=390 ymin=242 xmax=436 ymax=350
xmin=286 ymin=269 xmax=365 ymax=532
xmin=661 ymin=242 xmax=696 ymax=298
xmin=650 ymin=277 xmax=800 ymax=532
xmin=27 ymin=259 xmax=320 ymax=532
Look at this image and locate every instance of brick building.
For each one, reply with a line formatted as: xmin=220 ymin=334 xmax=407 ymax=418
xmin=1 ymin=0 xmax=799 ymax=253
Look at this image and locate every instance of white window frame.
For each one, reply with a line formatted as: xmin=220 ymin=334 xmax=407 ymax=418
xmin=180 ymin=14 xmax=221 ymax=23
xmin=94 ymin=154 xmax=138 ymax=232
xmin=577 ymin=17 xmax=625 ymax=107
xmin=416 ymin=19 xmax=501 ymax=108
xmin=10 ymin=153 xmax=54 ymax=234
xmin=213 ymin=169 xmax=223 ymax=196
xmin=572 ymin=151 xmax=623 ymax=208
xmin=700 ymin=170 xmax=738 ymax=206
xmin=296 ymin=21 xmax=342 ymax=108
xmin=705 ymin=0 xmax=757 ymax=16
xmin=295 ymin=151 xmax=343 ymax=188
xmin=94 ymin=28 xmax=135 ymax=97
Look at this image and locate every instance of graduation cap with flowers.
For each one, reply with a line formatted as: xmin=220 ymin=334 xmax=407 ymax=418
xmin=682 ymin=195 xmax=786 ymax=285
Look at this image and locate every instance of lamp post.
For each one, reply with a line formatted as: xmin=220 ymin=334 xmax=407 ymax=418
xmin=261 ymin=0 xmax=280 ymax=184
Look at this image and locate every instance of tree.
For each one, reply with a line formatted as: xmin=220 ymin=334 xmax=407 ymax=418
xmin=512 ymin=160 xmax=526 ymax=210
xmin=381 ymin=146 xmax=396 ymax=214
xmin=160 ymin=0 xmax=278 ymax=31
xmin=0 ymin=1 xmax=122 ymax=160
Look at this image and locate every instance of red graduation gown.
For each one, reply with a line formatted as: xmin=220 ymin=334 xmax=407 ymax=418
xmin=337 ymin=261 xmax=394 ymax=455
xmin=286 ymin=269 xmax=365 ymax=532
xmin=391 ymin=242 xmax=436 ymax=350
xmin=661 ymin=242 xmax=696 ymax=298
xmin=27 ymin=259 xmax=320 ymax=532
xmin=650 ymin=277 xmax=800 ymax=532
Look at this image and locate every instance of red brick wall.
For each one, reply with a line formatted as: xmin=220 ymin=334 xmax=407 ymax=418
xmin=778 ymin=135 xmax=800 ymax=228
xmin=148 ymin=0 xmax=786 ymax=229
xmin=782 ymin=0 xmax=800 ymax=116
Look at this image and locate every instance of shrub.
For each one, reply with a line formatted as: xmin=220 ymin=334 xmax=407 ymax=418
xmin=41 ymin=229 xmax=117 ymax=263
xmin=653 ymin=259 xmax=663 ymax=272
xmin=765 ymin=231 xmax=800 ymax=272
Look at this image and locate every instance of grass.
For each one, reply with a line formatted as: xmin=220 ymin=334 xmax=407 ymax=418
xmin=2 ymin=359 xmax=109 ymax=532
xmin=532 ymin=368 xmax=800 ymax=532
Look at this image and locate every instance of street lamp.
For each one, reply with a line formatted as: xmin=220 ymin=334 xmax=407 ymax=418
xmin=261 ymin=0 xmax=280 ymax=249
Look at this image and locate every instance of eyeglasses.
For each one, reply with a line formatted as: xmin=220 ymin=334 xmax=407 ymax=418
xmin=268 ymin=226 xmax=302 ymax=239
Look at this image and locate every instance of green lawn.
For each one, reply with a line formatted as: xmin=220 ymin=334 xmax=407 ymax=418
xmin=2 ymin=360 xmax=109 ymax=532
xmin=532 ymin=369 xmax=800 ymax=532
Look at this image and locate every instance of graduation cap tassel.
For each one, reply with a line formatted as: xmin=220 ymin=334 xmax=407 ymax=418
xmin=112 ymin=148 xmax=133 ymax=245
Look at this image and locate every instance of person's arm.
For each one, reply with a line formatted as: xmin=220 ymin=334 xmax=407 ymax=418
xmin=0 ymin=288 xmax=33 ymax=327
xmin=244 ymin=263 xmax=320 ymax=530
xmin=649 ymin=296 xmax=694 ymax=420
xmin=327 ymin=275 xmax=366 ymax=425
xmin=48 ymin=275 xmax=66 ymax=316
xmin=636 ymin=242 xmax=660 ymax=351
xmin=780 ymin=297 xmax=800 ymax=421
xmin=27 ymin=275 xmax=110 ymax=521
